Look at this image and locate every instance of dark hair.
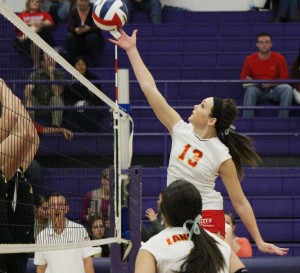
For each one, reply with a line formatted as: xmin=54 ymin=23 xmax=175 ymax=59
xmin=87 ymin=215 xmax=104 ymax=239
xmin=48 ymin=192 xmax=68 ymax=205
xmin=256 ymin=32 xmax=272 ymax=42
xmin=211 ymin=98 xmax=261 ymax=179
xmin=225 ymin=212 xmax=236 ymax=236
xmin=225 ymin=212 xmax=236 ymax=226
xmin=34 ymin=193 xmax=48 ymax=207
xmin=160 ymin=180 xmax=226 ymax=273
xmin=74 ymin=56 xmax=89 ymax=67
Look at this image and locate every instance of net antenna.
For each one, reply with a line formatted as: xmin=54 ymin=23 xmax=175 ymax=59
xmin=113 ymin=41 xmax=133 ymax=258
xmin=0 ymin=0 xmax=133 ymax=252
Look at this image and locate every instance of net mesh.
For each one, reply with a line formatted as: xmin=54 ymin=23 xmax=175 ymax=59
xmin=0 ymin=0 xmax=132 ymax=256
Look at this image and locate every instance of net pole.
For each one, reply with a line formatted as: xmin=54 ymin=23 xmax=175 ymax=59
xmin=113 ymin=44 xmax=122 ymax=241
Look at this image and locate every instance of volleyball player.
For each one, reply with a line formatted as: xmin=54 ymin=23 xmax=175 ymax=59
xmin=136 ymin=180 xmax=246 ymax=273
xmin=109 ymin=29 xmax=288 ymax=256
xmin=0 ymin=78 xmax=39 ymax=273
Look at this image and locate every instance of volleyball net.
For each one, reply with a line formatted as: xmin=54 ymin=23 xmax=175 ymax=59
xmin=0 ymin=0 xmax=135 ymax=257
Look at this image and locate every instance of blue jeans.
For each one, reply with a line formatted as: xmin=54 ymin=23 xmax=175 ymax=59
xmin=243 ymin=84 xmax=293 ymax=118
xmin=123 ymin=0 xmax=162 ymax=24
xmin=277 ymin=0 xmax=300 ymax=20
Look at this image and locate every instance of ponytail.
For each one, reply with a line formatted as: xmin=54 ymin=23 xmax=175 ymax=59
xmin=176 ymin=225 xmax=226 ymax=273
xmin=213 ymin=98 xmax=261 ymax=180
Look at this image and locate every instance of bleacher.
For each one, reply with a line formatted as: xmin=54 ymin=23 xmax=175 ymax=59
xmin=0 ymin=5 xmax=300 ymax=271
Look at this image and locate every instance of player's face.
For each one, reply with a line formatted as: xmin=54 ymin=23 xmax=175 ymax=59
xmin=92 ymin=219 xmax=105 ymax=239
xmin=256 ymin=36 xmax=272 ymax=54
xmin=188 ymin=97 xmax=214 ymax=128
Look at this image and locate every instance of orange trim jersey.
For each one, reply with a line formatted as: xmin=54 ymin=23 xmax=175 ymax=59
xmin=167 ymin=120 xmax=231 ymax=211
xmin=141 ymin=227 xmax=231 ymax=273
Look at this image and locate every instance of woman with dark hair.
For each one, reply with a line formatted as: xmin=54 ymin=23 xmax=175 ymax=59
xmin=63 ymin=56 xmax=104 ymax=132
xmin=136 ymin=180 xmax=246 ymax=273
xmin=87 ymin=215 xmax=110 ymax=257
xmin=109 ymin=29 xmax=288 ymax=256
xmin=34 ymin=194 xmax=49 ymax=241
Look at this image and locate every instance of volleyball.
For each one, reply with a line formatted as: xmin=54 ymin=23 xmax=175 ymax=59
xmin=92 ymin=0 xmax=128 ymax=31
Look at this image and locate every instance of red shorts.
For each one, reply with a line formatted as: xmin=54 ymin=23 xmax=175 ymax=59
xmin=200 ymin=210 xmax=225 ymax=238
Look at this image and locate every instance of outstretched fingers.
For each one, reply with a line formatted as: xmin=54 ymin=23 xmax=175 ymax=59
xmin=108 ymin=29 xmax=138 ymax=51
xmin=259 ymin=243 xmax=289 ymax=256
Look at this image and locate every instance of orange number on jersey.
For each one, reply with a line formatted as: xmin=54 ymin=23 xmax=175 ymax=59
xmin=178 ymin=145 xmax=203 ymax=167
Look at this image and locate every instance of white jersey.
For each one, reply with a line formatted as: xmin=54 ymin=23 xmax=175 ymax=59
xmin=141 ymin=227 xmax=231 ymax=273
xmin=168 ymin=120 xmax=231 ymax=210
xmin=34 ymin=219 xmax=96 ymax=273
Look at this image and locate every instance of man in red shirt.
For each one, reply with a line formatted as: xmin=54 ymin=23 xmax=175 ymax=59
xmin=240 ymin=32 xmax=293 ymax=118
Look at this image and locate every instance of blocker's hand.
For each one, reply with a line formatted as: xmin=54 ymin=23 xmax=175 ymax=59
xmin=108 ymin=29 xmax=138 ymax=52
xmin=257 ymin=241 xmax=289 ymax=256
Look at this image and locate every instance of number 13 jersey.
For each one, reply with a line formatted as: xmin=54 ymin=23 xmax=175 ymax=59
xmin=167 ymin=120 xmax=231 ymax=211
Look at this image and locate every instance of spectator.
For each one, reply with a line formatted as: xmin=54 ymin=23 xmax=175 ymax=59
xmin=122 ymin=0 xmax=162 ymax=24
xmin=0 ymin=79 xmax=39 ymax=273
xmin=87 ymin=215 xmax=110 ymax=257
xmin=66 ymin=0 xmax=105 ymax=67
xmin=34 ymin=193 xmax=96 ymax=273
xmin=33 ymin=194 xmax=49 ymax=241
xmin=275 ymin=0 xmax=300 ymax=22
xmin=141 ymin=191 xmax=164 ymax=242
xmin=136 ymin=180 xmax=247 ymax=273
xmin=15 ymin=0 xmax=55 ymax=68
xmin=24 ymin=53 xmax=65 ymax=127
xmin=41 ymin=0 xmax=71 ymax=24
xmin=80 ymin=168 xmax=110 ymax=224
xmin=240 ymin=32 xmax=293 ymax=118
xmin=63 ymin=56 xmax=105 ymax=132
xmin=225 ymin=212 xmax=253 ymax=258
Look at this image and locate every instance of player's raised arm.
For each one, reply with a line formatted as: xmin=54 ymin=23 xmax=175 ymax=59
xmin=109 ymin=29 xmax=181 ymax=134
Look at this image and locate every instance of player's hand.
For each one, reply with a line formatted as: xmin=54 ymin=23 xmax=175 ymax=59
xmin=108 ymin=29 xmax=137 ymax=52
xmin=257 ymin=242 xmax=289 ymax=256
xmin=145 ymin=208 xmax=158 ymax=222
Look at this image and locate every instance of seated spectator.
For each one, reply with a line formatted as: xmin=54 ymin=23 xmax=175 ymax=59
xmin=63 ymin=56 xmax=104 ymax=132
xmin=240 ymin=32 xmax=293 ymax=118
xmin=275 ymin=0 xmax=300 ymax=22
xmin=141 ymin=191 xmax=164 ymax=242
xmin=15 ymin=0 xmax=55 ymax=68
xmin=24 ymin=53 xmax=65 ymax=127
xmin=87 ymin=215 xmax=110 ymax=257
xmin=225 ymin=212 xmax=253 ymax=258
xmin=33 ymin=194 xmax=49 ymax=241
xmin=65 ymin=0 xmax=105 ymax=67
xmin=41 ymin=0 xmax=71 ymax=24
xmin=122 ymin=0 xmax=162 ymax=24
xmin=80 ymin=168 xmax=110 ymax=224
